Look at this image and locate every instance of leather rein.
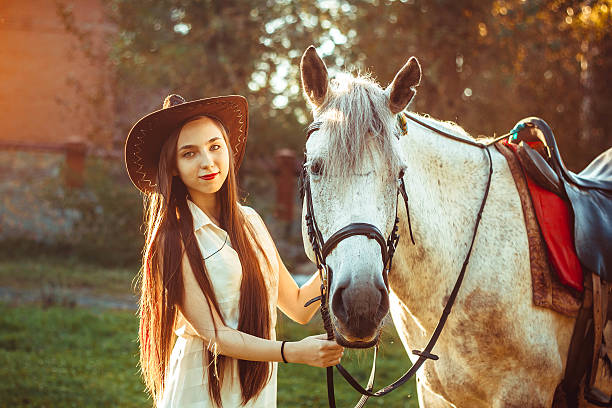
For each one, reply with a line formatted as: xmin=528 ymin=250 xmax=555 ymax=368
xmin=301 ymin=112 xmax=509 ymax=407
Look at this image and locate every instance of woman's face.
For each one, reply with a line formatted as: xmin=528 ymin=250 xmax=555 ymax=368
xmin=175 ymin=117 xmax=230 ymax=199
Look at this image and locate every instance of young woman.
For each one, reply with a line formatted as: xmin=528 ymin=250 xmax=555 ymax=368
xmin=124 ymin=94 xmax=343 ymax=407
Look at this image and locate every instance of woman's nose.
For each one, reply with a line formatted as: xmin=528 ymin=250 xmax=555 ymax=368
xmin=199 ymin=152 xmax=214 ymax=169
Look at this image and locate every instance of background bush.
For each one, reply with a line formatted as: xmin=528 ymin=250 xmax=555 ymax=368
xmin=0 ymin=153 xmax=303 ymax=269
xmin=0 ymin=154 xmax=143 ymax=267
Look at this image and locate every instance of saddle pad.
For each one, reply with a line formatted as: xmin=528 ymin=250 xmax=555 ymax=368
xmin=527 ymin=177 xmax=584 ymax=291
xmin=496 ymin=143 xmax=581 ymax=316
xmin=502 ymin=141 xmax=584 ymax=291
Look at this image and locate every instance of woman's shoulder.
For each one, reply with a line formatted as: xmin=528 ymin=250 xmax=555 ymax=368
xmin=238 ymin=204 xmax=271 ymax=238
xmin=237 ymin=204 xmax=280 ymax=278
xmin=238 ymin=203 xmax=262 ymax=221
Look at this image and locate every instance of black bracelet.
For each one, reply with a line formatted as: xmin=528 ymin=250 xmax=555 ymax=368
xmin=280 ymin=341 xmax=288 ymax=363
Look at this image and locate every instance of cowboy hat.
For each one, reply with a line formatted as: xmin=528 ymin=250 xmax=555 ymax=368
xmin=125 ymin=94 xmax=248 ymax=193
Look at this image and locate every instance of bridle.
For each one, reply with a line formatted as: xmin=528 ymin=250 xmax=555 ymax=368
xmin=301 ymin=146 xmax=413 ymax=315
xmin=302 ymin=112 xmax=512 ymax=407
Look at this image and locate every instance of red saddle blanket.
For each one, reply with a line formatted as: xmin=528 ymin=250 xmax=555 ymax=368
xmin=503 ymin=141 xmax=584 ymax=292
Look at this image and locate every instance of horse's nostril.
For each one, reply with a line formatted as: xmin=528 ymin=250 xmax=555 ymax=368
xmin=331 ymin=287 xmax=348 ymax=322
xmin=379 ymin=287 xmax=390 ymax=316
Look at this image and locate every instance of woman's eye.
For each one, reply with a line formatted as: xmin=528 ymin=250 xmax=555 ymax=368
xmin=210 ymin=144 xmax=220 ymax=151
xmin=182 ymin=151 xmax=195 ymax=158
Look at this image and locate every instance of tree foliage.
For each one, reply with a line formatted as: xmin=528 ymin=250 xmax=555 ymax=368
xmin=109 ymin=0 xmax=612 ymax=170
xmin=108 ymin=0 xmax=351 ymax=162
xmin=338 ymin=0 xmax=612 ymax=168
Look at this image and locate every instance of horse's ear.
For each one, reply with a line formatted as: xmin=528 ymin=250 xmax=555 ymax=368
xmin=301 ymin=46 xmax=329 ymax=107
xmin=387 ymin=57 xmax=421 ymax=114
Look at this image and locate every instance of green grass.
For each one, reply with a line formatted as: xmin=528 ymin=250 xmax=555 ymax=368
xmin=0 ymin=257 xmax=418 ymax=407
xmin=276 ymin=315 xmax=418 ymax=407
xmin=0 ymin=256 xmax=139 ymax=297
xmin=0 ymin=302 xmax=417 ymax=407
xmin=0 ymin=303 xmax=147 ymax=408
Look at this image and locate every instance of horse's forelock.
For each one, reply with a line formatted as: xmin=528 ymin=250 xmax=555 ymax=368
xmin=313 ymin=73 xmax=403 ymax=181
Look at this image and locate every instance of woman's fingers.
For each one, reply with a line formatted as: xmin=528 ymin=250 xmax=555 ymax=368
xmin=321 ymin=356 xmax=342 ymax=367
xmin=297 ymin=334 xmax=345 ymax=367
xmin=319 ymin=345 xmax=343 ymax=367
xmin=323 ymin=340 xmax=343 ymax=350
xmin=311 ymin=334 xmax=343 ymax=348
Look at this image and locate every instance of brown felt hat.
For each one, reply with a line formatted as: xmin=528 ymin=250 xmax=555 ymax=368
xmin=125 ymin=94 xmax=248 ymax=193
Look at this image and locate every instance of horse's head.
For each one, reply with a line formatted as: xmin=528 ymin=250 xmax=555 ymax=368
xmin=300 ymin=46 xmax=421 ymax=347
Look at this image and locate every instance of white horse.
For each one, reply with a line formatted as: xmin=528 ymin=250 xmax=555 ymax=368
xmin=298 ymin=46 xmax=581 ymax=407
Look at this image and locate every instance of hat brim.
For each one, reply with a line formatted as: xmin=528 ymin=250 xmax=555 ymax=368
xmin=125 ymin=95 xmax=248 ymax=194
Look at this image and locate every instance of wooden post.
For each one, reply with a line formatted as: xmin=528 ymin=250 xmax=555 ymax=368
xmin=64 ymin=140 xmax=86 ymax=188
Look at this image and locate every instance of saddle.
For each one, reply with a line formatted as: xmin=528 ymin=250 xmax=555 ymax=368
xmin=504 ymin=139 xmax=583 ymax=292
xmin=509 ymin=117 xmax=612 ymax=406
xmin=510 ymin=117 xmax=612 ymax=282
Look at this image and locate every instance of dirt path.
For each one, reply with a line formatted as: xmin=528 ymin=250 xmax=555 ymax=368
xmin=0 ymin=265 xmax=313 ymax=311
xmin=0 ymin=286 xmax=138 ymax=310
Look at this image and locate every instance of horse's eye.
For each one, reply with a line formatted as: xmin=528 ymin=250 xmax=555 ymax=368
xmin=310 ymin=159 xmax=323 ymax=176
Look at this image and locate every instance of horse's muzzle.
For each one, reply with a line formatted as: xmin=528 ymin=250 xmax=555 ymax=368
xmin=330 ymin=277 xmax=390 ymax=346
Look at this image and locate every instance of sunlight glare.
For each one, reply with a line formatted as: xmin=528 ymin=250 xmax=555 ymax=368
xmin=318 ymin=40 xmax=335 ymax=56
xmin=173 ymin=23 xmax=191 ymax=35
xmin=322 ymin=108 xmax=346 ymax=124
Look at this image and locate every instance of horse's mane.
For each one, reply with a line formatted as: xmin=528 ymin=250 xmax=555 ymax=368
xmin=313 ymin=72 xmax=403 ymax=180
xmin=310 ymin=72 xmax=493 ymax=181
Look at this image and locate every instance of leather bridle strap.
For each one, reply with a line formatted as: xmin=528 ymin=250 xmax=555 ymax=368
xmin=335 ymin=145 xmax=494 ymax=399
xmin=322 ymin=223 xmax=389 ymax=263
xmin=402 ymin=113 xmax=513 ymax=148
xmin=303 ymin=173 xmax=387 ymax=408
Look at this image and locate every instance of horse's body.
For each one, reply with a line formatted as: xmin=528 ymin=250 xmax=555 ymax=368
xmin=299 ymin=46 xmax=578 ymax=407
xmin=389 ymin=115 xmax=574 ymax=407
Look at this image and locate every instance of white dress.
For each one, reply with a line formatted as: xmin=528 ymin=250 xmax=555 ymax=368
xmin=157 ymin=200 xmax=279 ymax=408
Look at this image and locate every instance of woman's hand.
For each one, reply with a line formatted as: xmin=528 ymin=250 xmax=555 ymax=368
xmin=284 ymin=334 xmax=344 ymax=367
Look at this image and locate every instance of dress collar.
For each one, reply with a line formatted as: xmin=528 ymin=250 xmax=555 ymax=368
xmin=186 ymin=200 xmax=215 ymax=231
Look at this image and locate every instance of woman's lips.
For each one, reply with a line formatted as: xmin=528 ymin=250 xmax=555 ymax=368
xmin=199 ymin=172 xmax=219 ymax=181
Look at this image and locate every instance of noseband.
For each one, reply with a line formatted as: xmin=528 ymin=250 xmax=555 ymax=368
xmin=302 ymin=162 xmax=410 ymax=300
xmin=301 ymin=119 xmax=416 ymax=315
xmin=302 ymin=113 xmax=512 ymax=408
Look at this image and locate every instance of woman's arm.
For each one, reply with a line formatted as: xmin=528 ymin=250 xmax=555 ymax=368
xmin=179 ymin=252 xmax=341 ymax=367
xmin=276 ymin=255 xmax=322 ymax=325
xmin=248 ymin=209 xmax=322 ymax=324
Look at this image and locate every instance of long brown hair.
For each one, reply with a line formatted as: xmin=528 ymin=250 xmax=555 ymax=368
xmin=137 ymin=116 xmax=272 ymax=406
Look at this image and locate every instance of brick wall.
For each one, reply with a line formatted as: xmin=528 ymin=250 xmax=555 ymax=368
xmin=0 ymin=0 xmax=116 ymax=149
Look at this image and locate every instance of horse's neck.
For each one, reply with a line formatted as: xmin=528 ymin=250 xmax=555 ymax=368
xmin=392 ymin=117 xmax=499 ymax=326
xmin=401 ymin=118 xmax=491 ymax=252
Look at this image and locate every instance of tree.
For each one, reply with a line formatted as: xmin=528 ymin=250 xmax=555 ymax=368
xmin=108 ymin=0 xmax=357 ymax=162
xmin=334 ymin=0 xmax=612 ymax=169
xmin=109 ymin=0 xmax=611 ymax=169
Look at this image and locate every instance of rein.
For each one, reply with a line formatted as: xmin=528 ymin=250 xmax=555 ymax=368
xmin=302 ymin=112 xmax=508 ymax=407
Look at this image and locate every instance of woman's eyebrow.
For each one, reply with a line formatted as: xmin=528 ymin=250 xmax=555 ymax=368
xmin=178 ymin=137 xmax=221 ymax=151
xmin=178 ymin=144 xmax=197 ymax=151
